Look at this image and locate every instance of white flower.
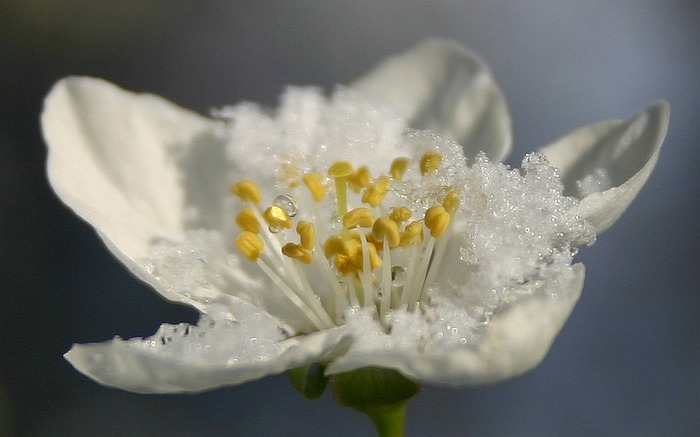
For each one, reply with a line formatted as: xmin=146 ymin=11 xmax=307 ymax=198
xmin=44 ymin=40 xmax=668 ymax=393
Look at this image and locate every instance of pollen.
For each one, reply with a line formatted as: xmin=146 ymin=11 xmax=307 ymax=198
xmin=343 ymin=208 xmax=374 ymax=228
xmin=400 ymin=220 xmax=424 ymax=247
xmin=282 ymin=243 xmax=313 ymax=264
xmin=442 ymin=190 xmax=460 ymax=214
xmin=372 ymin=217 xmax=400 ymax=248
xmin=235 ymin=231 xmax=264 ymax=262
xmin=302 ymin=172 xmax=327 ymax=202
xmin=231 ymin=180 xmax=262 ymax=204
xmin=389 ymin=206 xmax=412 ymax=224
xmin=390 ymin=157 xmax=410 ymax=180
xmin=424 ymin=205 xmax=451 ymax=238
xmin=296 ymin=220 xmax=315 ymax=250
xmin=235 ymin=207 xmax=260 ymax=233
xmin=263 ymin=205 xmax=293 ymax=231
xmin=362 ymin=176 xmax=390 ymax=207
xmin=420 ymin=151 xmax=442 ymax=175
xmin=348 ymin=166 xmax=371 ymax=192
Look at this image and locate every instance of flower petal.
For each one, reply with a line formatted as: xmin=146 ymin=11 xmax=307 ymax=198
xmin=43 ymin=77 xmax=222 ymax=286
xmin=64 ymin=304 xmax=350 ymax=394
xmin=327 ymin=264 xmax=585 ymax=386
xmin=539 ymin=102 xmax=669 ymax=233
xmin=351 ymin=39 xmax=512 ymax=162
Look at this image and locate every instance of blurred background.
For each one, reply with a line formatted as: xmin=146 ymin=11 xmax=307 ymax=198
xmin=1 ymin=1 xmax=698 ymax=436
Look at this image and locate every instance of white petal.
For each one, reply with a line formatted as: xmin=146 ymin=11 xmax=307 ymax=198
xmin=327 ymin=264 xmax=585 ymax=386
xmin=352 ymin=39 xmax=512 ymax=162
xmin=65 ymin=305 xmax=350 ymax=394
xmin=43 ymin=77 xmax=222 ymax=287
xmin=539 ymin=102 xmax=669 ymax=233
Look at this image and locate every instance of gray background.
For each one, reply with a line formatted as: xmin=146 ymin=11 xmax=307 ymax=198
xmin=1 ymin=1 xmax=698 ymax=436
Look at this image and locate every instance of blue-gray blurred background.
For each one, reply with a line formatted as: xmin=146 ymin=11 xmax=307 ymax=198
xmin=1 ymin=1 xmax=698 ymax=436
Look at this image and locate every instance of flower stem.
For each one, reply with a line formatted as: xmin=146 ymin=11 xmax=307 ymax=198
xmin=366 ymin=401 xmax=409 ymax=437
xmin=331 ymin=367 xmax=420 ymax=437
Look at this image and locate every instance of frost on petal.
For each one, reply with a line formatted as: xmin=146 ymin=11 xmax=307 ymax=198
xmin=327 ymin=264 xmax=585 ymax=385
xmin=42 ymin=77 xmax=226 ymax=281
xmin=65 ymin=304 xmax=350 ymax=394
xmin=217 ymin=86 xmax=408 ymax=181
xmin=539 ymin=102 xmax=669 ymax=233
xmin=352 ymin=39 xmax=512 ymax=162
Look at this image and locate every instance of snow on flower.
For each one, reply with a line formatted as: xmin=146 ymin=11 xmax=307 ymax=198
xmin=43 ymin=40 xmax=669 ymax=393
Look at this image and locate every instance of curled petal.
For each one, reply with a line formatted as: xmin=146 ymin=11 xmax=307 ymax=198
xmin=327 ymin=264 xmax=585 ymax=385
xmin=43 ymin=77 xmax=225 ymax=291
xmin=65 ymin=305 xmax=350 ymax=394
xmin=540 ymin=102 xmax=669 ymax=233
xmin=352 ymin=39 xmax=512 ymax=162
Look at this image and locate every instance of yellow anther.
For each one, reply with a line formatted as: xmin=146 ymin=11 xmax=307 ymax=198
xmin=324 ymin=236 xmax=345 ymax=258
xmin=362 ymin=176 xmax=390 ymax=207
xmin=390 ymin=157 xmax=410 ymax=180
xmin=282 ymin=243 xmax=313 ymax=264
xmin=280 ymin=161 xmax=300 ymax=187
xmin=372 ymin=217 xmax=401 ymax=248
xmin=343 ymin=208 xmax=374 ymax=228
xmin=263 ymin=205 xmax=293 ymax=230
xmin=231 ymin=180 xmax=262 ymax=204
xmin=343 ymin=239 xmax=362 ymax=260
xmin=389 ymin=206 xmax=412 ymax=224
xmin=334 ymin=254 xmax=356 ymax=275
xmin=400 ymin=220 xmax=424 ymax=247
xmin=364 ymin=243 xmax=382 ymax=270
xmin=348 ymin=166 xmax=371 ymax=193
xmin=296 ymin=221 xmax=315 ymax=250
xmin=328 ymin=161 xmax=353 ymax=178
xmin=424 ymin=205 xmax=451 ymax=238
xmin=235 ymin=231 xmax=264 ymax=262
xmin=420 ymin=151 xmax=443 ymax=175
xmin=375 ymin=175 xmax=391 ymax=192
xmin=235 ymin=207 xmax=260 ymax=233
xmin=442 ymin=190 xmax=460 ymax=214
xmin=302 ymin=172 xmax=327 ymax=202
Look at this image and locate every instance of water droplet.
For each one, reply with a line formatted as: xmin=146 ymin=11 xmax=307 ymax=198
xmin=272 ymin=194 xmax=299 ymax=217
xmin=268 ymin=225 xmax=281 ymax=234
xmin=391 ymin=266 xmax=406 ymax=288
xmin=375 ymin=286 xmax=384 ymax=299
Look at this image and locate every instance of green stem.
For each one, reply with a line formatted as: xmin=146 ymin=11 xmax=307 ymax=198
xmin=366 ymin=401 xmax=409 ymax=437
xmin=331 ymin=367 xmax=420 ymax=437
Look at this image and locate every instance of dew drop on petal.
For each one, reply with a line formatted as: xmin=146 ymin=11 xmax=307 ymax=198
xmin=272 ymin=194 xmax=299 ymax=217
xmin=391 ymin=266 xmax=406 ymax=288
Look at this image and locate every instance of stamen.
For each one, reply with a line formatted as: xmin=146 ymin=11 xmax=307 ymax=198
xmin=231 ymin=180 xmax=262 ymax=204
xmin=390 ymin=157 xmax=410 ymax=180
xmin=235 ymin=231 xmax=264 ymax=262
xmin=328 ymin=161 xmax=353 ymax=237
xmin=296 ymin=221 xmax=315 ymax=250
xmin=348 ymin=166 xmax=371 ymax=193
xmin=263 ymin=205 xmax=293 ymax=232
xmin=442 ymin=189 xmax=460 ymax=214
xmin=282 ymin=243 xmax=313 ymax=264
xmin=302 ymin=172 xmax=327 ymax=202
xmin=235 ymin=207 xmax=260 ymax=233
xmin=389 ymin=206 xmax=412 ymax=224
xmin=362 ymin=176 xmax=390 ymax=207
xmin=420 ymin=151 xmax=442 ymax=175
xmin=424 ymin=205 xmax=450 ymax=238
xmin=372 ymin=217 xmax=400 ymax=248
xmin=343 ymin=208 xmax=374 ymax=228
xmin=324 ymin=236 xmax=345 ymax=258
xmin=399 ymin=220 xmax=424 ymax=247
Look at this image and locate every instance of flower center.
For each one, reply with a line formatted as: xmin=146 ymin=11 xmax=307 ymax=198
xmin=231 ymin=151 xmax=458 ymax=333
